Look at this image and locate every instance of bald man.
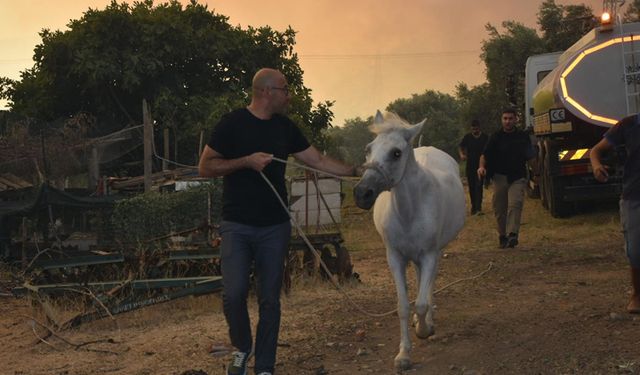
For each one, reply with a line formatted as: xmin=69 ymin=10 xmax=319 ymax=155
xmin=199 ymin=68 xmax=355 ymax=375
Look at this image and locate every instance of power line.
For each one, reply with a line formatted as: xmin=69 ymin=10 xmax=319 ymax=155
xmin=299 ymin=49 xmax=481 ymax=60
xmin=0 ymin=58 xmax=32 ymax=63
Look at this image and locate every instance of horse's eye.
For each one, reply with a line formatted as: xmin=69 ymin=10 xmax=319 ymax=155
xmin=392 ymin=149 xmax=402 ymax=159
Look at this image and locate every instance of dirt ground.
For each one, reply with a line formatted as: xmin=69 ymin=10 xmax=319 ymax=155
xmin=2 ymin=188 xmax=640 ymax=375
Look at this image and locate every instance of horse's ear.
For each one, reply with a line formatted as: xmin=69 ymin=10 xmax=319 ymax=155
xmin=374 ymin=110 xmax=384 ymax=124
xmin=405 ymin=119 xmax=425 ymax=142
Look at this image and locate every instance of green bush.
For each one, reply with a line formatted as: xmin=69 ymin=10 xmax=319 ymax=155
xmin=110 ymin=181 xmax=222 ymax=243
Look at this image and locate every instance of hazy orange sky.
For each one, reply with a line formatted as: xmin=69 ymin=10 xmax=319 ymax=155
xmin=0 ymin=0 xmax=605 ymax=125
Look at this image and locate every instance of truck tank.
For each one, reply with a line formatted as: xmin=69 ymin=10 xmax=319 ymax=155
xmin=529 ymin=22 xmax=640 ymax=217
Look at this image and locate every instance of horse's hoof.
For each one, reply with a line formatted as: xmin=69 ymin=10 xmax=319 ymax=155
xmin=394 ymin=355 xmax=412 ymax=370
xmin=415 ymin=324 xmax=435 ymax=339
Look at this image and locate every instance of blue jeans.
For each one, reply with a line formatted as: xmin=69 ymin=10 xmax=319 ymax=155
xmin=219 ymin=220 xmax=291 ymax=374
xmin=621 ymin=199 xmax=640 ymax=268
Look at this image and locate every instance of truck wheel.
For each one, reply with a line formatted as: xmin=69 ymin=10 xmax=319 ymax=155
xmin=334 ymin=242 xmax=353 ymax=281
xmin=539 ymin=146 xmax=549 ymax=209
xmin=543 ymin=164 xmax=553 ymax=211
xmin=527 ymin=143 xmax=541 ymax=199
xmin=548 ymin=180 xmax=572 ymax=217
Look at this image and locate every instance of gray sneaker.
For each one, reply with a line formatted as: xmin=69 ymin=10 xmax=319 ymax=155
xmin=227 ymin=351 xmax=252 ymax=375
xmin=256 ymin=372 xmax=273 ymax=375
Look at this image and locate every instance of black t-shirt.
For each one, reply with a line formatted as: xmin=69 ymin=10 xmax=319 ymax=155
xmin=459 ymin=132 xmax=488 ymax=171
xmin=604 ymin=114 xmax=640 ymax=201
xmin=483 ymin=129 xmax=535 ymax=183
xmin=207 ymin=108 xmax=311 ymax=226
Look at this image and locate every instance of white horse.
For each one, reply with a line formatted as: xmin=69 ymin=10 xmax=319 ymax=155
xmin=353 ymin=111 xmax=465 ymax=370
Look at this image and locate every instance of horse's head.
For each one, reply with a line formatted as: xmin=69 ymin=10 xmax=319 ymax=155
xmin=353 ymin=110 xmax=424 ymax=210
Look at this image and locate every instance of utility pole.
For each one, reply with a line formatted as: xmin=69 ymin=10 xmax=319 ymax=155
xmin=603 ymin=0 xmax=626 ymax=21
xmin=89 ymin=145 xmax=99 ymax=191
xmin=143 ymin=99 xmax=153 ymax=192
xmin=40 ymin=130 xmax=48 ymax=185
xmin=163 ymin=127 xmax=169 ymax=171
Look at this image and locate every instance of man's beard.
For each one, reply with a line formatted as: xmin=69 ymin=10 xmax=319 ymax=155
xmin=274 ymin=103 xmax=288 ymax=115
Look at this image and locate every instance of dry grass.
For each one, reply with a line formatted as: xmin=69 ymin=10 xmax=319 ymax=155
xmin=453 ymin=186 xmax=621 ymax=251
xmin=1 ymin=181 xmax=632 ymax=375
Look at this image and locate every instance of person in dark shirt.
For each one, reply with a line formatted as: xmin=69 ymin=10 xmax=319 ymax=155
xmin=477 ymin=108 xmax=536 ymax=249
xmin=459 ymin=119 xmax=489 ymax=215
xmin=590 ymin=113 xmax=640 ymax=314
xmin=198 ymin=68 xmax=355 ymax=375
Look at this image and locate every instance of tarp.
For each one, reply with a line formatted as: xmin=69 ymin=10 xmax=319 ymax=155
xmin=0 ymin=184 xmax=118 ymax=221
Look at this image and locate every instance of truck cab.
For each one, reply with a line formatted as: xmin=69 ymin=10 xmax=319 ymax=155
xmin=524 ymin=52 xmax=562 ymax=131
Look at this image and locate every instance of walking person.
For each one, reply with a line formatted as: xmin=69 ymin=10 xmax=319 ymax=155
xmin=198 ymin=68 xmax=355 ymax=375
xmin=459 ymin=119 xmax=489 ymax=215
xmin=477 ymin=108 xmax=536 ymax=248
xmin=590 ymin=113 xmax=640 ymax=313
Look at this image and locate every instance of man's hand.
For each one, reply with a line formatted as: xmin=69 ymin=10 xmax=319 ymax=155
xmin=531 ymin=174 xmax=539 ymax=185
xmin=477 ymin=166 xmax=486 ymax=180
xmin=245 ymin=152 xmax=273 ymax=172
xmin=590 ymin=138 xmax=613 ymax=184
xmin=592 ymin=163 xmax=609 ymax=182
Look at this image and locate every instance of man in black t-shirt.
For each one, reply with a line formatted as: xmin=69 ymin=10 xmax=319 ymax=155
xmin=477 ymin=109 xmax=536 ymax=249
xmin=459 ymin=119 xmax=489 ymax=215
xmin=591 ymin=113 xmax=640 ymax=314
xmin=198 ymin=68 xmax=354 ymax=375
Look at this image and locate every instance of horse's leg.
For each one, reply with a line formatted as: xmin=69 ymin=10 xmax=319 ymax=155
xmin=415 ymin=251 xmax=438 ymax=339
xmin=387 ymin=249 xmax=412 ymax=370
xmin=412 ymin=263 xmax=421 ymax=327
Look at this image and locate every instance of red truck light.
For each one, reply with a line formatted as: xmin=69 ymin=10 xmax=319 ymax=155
xmin=559 ymin=163 xmax=592 ymax=176
xmin=600 ymin=12 xmax=613 ymax=31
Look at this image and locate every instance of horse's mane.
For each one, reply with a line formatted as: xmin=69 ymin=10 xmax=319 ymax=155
xmin=369 ymin=112 xmax=412 ymax=134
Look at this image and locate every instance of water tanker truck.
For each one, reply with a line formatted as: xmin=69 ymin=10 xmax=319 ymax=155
xmin=524 ymin=15 xmax=639 ymax=217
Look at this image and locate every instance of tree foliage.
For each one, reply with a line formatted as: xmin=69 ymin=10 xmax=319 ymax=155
xmin=538 ymin=0 xmax=597 ymax=51
xmin=479 ymin=1 xmax=595 ymax=117
xmin=0 ymin=0 xmax=333 ymax=167
xmin=623 ymin=0 xmax=640 ymax=22
xmin=326 ymin=91 xmax=462 ymax=163
xmin=325 ymin=116 xmax=374 ymax=166
xmin=386 ymin=90 xmax=462 ymax=158
xmin=481 ymin=21 xmax=545 ymax=112
xmin=455 ymin=82 xmax=503 ymax=133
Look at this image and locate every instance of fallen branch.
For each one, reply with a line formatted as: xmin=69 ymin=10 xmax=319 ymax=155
xmin=24 ymin=315 xmax=124 ymax=355
xmin=58 ymin=286 xmax=121 ymax=333
xmin=22 ymin=243 xmax=51 ymax=273
xmin=106 ymin=272 xmax=133 ymax=297
xmin=29 ymin=321 xmax=60 ymax=351
xmin=434 ymin=261 xmax=494 ymax=294
xmin=143 ymin=224 xmax=216 ymax=244
xmin=21 ymin=284 xmax=64 ymax=328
